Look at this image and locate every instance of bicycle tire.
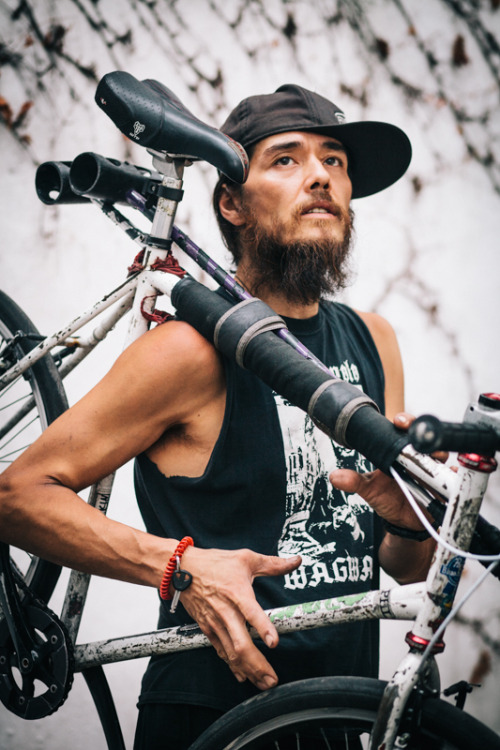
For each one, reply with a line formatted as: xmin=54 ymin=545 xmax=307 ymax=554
xmin=0 ymin=289 xmax=68 ymax=603
xmin=189 ymin=676 xmax=500 ymax=750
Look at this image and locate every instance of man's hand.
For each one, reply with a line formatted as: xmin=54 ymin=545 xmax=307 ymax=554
xmin=180 ymin=547 xmax=301 ymax=690
xmin=329 ymin=466 xmax=425 ymax=530
xmin=329 ymin=412 xmax=436 ymax=583
xmin=330 ymin=412 xmax=429 ymax=531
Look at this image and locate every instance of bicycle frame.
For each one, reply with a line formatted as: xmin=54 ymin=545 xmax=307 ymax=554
xmin=1 ymin=147 xmax=499 ymax=749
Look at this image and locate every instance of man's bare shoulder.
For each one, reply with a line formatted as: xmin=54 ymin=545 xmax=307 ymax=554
xmin=354 ymin=309 xmax=396 ymax=343
xmin=117 ymin=319 xmax=222 ymax=387
xmin=353 ymin=309 xmax=401 ymax=362
xmin=354 ymin=310 xmax=404 ymax=419
xmin=109 ymin=318 xmax=225 ymax=427
xmin=130 ymin=318 xmax=217 ymax=359
xmin=4 ymin=320 xmax=225 ymax=492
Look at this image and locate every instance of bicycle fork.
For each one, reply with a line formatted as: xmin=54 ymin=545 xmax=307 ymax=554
xmin=369 ymin=453 xmax=497 ymax=750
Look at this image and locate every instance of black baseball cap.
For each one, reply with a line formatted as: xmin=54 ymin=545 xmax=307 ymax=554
xmin=220 ymin=84 xmax=412 ymax=199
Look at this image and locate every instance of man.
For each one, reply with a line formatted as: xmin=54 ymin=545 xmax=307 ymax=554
xmin=0 ymin=84 xmax=435 ymax=748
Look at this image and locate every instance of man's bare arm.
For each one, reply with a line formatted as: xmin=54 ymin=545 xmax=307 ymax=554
xmin=0 ymin=320 xmax=300 ymax=690
xmin=0 ymin=321 xmax=220 ymax=576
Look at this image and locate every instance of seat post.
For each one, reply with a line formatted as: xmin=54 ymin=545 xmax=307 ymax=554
xmin=145 ymin=151 xmax=188 ymax=264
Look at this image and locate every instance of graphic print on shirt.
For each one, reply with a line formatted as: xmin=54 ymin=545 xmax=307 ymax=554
xmin=275 ymin=359 xmax=375 ymax=592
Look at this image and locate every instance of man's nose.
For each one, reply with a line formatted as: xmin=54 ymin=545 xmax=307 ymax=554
xmin=305 ymin=157 xmax=330 ymax=191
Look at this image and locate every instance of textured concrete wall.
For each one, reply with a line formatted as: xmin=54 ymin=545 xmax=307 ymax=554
xmin=1 ymin=1 xmax=499 ymax=747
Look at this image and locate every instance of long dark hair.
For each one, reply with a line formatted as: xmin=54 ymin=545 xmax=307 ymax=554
xmin=212 ymin=144 xmax=256 ymax=264
xmin=212 ymin=174 xmax=244 ymax=264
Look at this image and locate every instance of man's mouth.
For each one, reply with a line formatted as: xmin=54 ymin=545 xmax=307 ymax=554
xmin=301 ymin=203 xmax=338 ymax=217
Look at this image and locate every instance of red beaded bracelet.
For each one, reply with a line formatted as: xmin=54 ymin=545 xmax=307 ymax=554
xmin=159 ymin=536 xmax=194 ymax=601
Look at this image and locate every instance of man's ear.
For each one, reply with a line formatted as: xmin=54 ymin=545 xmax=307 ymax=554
xmin=218 ymin=184 xmax=246 ymax=227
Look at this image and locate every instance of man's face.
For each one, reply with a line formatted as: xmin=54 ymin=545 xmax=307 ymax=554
xmin=239 ymin=130 xmax=353 ymax=246
xmin=221 ymin=131 xmax=354 ymax=304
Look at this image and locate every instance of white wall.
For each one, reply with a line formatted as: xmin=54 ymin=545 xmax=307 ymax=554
xmin=1 ymin=1 xmax=499 ymax=747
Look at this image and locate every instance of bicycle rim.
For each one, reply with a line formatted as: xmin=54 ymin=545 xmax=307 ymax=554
xmin=0 ymin=290 xmax=68 ymax=602
xmin=189 ymin=677 xmax=500 ymax=750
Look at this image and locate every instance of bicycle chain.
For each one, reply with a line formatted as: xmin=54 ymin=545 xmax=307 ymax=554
xmin=0 ymin=568 xmax=74 ymax=719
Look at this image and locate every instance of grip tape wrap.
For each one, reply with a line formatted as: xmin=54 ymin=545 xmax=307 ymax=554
xmin=172 ymin=277 xmax=409 ymax=472
xmin=213 ymin=298 xmax=287 ymax=368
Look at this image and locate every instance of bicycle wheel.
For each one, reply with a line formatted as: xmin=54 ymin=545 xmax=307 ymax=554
xmin=0 ymin=290 xmax=68 ymax=603
xmin=189 ymin=676 xmax=500 ymax=750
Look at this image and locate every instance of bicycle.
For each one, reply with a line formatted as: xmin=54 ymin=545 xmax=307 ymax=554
xmin=1 ymin=70 xmax=500 ymax=750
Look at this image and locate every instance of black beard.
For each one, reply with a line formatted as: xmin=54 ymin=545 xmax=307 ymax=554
xmin=239 ymin=208 xmax=354 ymax=306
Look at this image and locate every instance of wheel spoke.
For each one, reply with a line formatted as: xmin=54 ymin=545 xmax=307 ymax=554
xmin=1 ymin=432 xmax=37 ymax=458
xmin=319 ymin=728 xmax=332 ymax=749
xmin=0 ymin=388 xmax=30 ymax=410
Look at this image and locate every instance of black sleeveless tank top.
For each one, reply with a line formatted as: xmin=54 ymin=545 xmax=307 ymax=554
xmin=135 ymin=301 xmax=385 ymax=712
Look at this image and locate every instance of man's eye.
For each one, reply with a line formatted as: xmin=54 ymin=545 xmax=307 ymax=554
xmin=275 ymin=156 xmax=293 ymax=165
xmin=325 ymin=156 xmax=343 ymax=166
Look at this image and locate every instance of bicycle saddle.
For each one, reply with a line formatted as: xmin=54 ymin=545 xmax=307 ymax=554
xmin=95 ymin=71 xmax=249 ymax=183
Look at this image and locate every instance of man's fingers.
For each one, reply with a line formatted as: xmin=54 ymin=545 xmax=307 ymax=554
xmin=329 ymin=468 xmax=364 ymax=494
xmin=243 ymin=551 xmax=303 ymax=646
xmin=393 ymin=411 xmax=415 ymax=429
xmin=181 ymin=547 xmax=302 ymax=691
xmin=223 ymin=606 xmax=279 ymax=690
xmin=329 ymin=468 xmax=395 ymax=503
xmin=207 ymin=629 xmax=247 ymax=683
xmin=432 ymin=450 xmax=449 ymax=463
xmin=238 ymin=595 xmax=280 ymax=649
xmin=393 ymin=411 xmax=448 ymax=463
xmin=206 ymin=603 xmax=279 ymax=690
xmin=183 ymin=552 xmax=286 ymax=690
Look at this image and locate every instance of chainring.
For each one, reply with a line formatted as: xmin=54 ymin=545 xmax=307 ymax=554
xmin=0 ymin=599 xmax=74 ymax=719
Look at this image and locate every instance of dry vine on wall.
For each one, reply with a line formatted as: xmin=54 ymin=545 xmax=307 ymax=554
xmin=1 ymin=0 xmax=499 ymax=716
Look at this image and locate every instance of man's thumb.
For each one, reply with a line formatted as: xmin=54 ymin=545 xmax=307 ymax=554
xmin=257 ymin=554 xmax=301 ymax=577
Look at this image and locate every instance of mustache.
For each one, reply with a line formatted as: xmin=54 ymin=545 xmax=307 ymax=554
xmin=294 ymin=191 xmax=345 ymax=220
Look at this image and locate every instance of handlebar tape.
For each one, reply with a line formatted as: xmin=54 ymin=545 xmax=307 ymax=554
xmin=171 ymin=277 xmax=409 ymax=473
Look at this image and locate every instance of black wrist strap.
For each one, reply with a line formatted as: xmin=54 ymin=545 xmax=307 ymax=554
xmin=383 ymin=519 xmax=431 ymax=542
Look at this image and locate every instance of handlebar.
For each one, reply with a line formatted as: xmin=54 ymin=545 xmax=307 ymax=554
xmin=409 ymin=414 xmax=500 ymax=455
xmin=409 ymin=393 xmax=500 ymax=455
xmin=36 ymin=153 xmax=161 ymax=205
xmin=35 ymin=161 xmax=90 ymax=205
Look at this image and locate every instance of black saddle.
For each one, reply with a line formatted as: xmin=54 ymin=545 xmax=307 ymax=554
xmin=95 ymin=71 xmax=248 ymax=184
